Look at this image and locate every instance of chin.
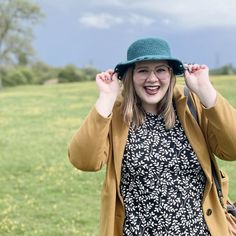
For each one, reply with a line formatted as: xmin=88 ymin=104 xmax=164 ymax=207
xmin=145 ymin=93 xmax=164 ymax=102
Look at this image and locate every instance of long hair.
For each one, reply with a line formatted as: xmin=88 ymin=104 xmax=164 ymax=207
xmin=121 ymin=65 xmax=176 ymax=130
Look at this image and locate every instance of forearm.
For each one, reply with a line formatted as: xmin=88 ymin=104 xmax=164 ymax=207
xmin=196 ymin=82 xmax=217 ymax=108
xmin=95 ymin=93 xmax=117 ymax=118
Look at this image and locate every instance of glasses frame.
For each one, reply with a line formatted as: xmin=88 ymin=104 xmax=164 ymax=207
xmin=133 ymin=64 xmax=172 ymax=81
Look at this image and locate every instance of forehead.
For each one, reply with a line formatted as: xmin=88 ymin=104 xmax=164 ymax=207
xmin=135 ymin=60 xmax=168 ymax=68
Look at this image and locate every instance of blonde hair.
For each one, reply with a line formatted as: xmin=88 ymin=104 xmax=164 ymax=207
xmin=121 ymin=65 xmax=176 ymax=130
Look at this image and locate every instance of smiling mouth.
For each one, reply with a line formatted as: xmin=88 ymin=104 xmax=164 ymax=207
xmin=144 ymin=85 xmax=160 ymax=95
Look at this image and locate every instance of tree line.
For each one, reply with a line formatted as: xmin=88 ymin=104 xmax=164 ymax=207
xmin=2 ymin=62 xmax=236 ymax=87
xmin=0 ymin=0 xmax=235 ymax=88
xmin=0 ymin=63 xmax=100 ymax=87
xmin=0 ymin=0 xmax=101 ymax=87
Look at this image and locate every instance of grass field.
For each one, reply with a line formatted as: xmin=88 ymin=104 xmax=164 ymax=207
xmin=0 ymin=76 xmax=236 ymax=235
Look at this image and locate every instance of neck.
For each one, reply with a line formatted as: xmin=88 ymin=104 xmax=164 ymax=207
xmin=142 ymin=104 xmax=158 ymax=115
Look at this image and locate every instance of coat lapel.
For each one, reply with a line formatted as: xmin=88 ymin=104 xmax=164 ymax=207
xmin=111 ymin=101 xmax=129 ymax=204
xmin=174 ymin=87 xmax=212 ymax=183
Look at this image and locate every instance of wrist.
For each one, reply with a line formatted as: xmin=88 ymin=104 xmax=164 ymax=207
xmin=99 ymin=92 xmax=117 ymax=102
xmin=197 ymin=83 xmax=217 ymax=108
xmin=95 ymin=93 xmax=117 ymax=118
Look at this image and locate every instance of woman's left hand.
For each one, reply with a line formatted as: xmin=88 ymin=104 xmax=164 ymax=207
xmin=184 ymin=64 xmax=217 ymax=108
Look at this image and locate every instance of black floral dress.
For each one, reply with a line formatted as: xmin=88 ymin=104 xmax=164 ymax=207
xmin=120 ymin=112 xmax=211 ymax=236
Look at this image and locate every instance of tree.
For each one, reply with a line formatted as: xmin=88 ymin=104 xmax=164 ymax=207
xmin=0 ymin=0 xmax=44 ymax=66
xmin=58 ymin=64 xmax=81 ymax=83
xmin=210 ymin=64 xmax=236 ymax=75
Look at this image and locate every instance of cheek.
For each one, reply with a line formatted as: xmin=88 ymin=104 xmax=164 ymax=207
xmin=133 ymin=77 xmax=144 ymax=87
xmin=132 ymin=80 xmax=143 ymax=98
xmin=133 ymin=83 xmax=140 ymax=96
xmin=168 ymin=77 xmax=171 ymax=84
xmin=162 ymin=76 xmax=171 ymax=85
xmin=163 ymin=79 xmax=171 ymax=91
xmin=133 ymin=77 xmax=141 ymax=90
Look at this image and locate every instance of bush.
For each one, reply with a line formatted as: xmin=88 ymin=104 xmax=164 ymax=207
xmin=31 ymin=61 xmax=58 ymax=84
xmin=58 ymin=64 xmax=81 ymax=83
xmin=18 ymin=67 xmax=36 ymax=84
xmin=210 ymin=64 xmax=236 ymax=75
xmin=0 ymin=63 xmax=101 ymax=87
xmin=80 ymin=66 xmax=100 ymax=81
xmin=1 ymin=68 xmax=28 ymax=86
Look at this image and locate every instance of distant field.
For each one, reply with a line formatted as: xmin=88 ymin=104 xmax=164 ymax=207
xmin=0 ymin=75 xmax=236 ymax=235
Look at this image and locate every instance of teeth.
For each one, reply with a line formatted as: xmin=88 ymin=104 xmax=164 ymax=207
xmin=145 ymin=86 xmax=160 ymax=90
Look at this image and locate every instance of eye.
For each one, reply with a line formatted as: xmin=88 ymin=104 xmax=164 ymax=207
xmin=137 ymin=69 xmax=148 ymax=73
xmin=156 ymin=68 xmax=166 ymax=73
xmin=156 ymin=66 xmax=169 ymax=73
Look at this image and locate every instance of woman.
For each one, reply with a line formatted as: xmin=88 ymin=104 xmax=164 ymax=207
xmin=68 ymin=37 xmax=236 ymax=236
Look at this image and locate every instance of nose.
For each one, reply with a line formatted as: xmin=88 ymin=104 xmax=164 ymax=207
xmin=147 ymin=70 xmax=158 ymax=81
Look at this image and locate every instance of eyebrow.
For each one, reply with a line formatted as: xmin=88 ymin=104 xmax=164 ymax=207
xmin=135 ymin=64 xmax=168 ymax=69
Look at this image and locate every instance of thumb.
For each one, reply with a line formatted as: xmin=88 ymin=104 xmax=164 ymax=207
xmin=111 ymin=72 xmax=118 ymax=81
xmin=184 ymin=69 xmax=191 ymax=79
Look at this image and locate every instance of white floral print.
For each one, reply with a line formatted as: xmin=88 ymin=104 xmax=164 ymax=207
xmin=120 ymin=111 xmax=210 ymax=236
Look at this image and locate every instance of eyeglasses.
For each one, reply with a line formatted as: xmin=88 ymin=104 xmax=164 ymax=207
xmin=134 ymin=65 xmax=172 ymax=80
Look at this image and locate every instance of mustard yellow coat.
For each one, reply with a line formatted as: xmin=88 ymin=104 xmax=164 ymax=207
xmin=68 ymin=85 xmax=236 ymax=236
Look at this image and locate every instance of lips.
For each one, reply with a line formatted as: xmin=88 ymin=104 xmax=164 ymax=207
xmin=144 ymin=85 xmax=160 ymax=95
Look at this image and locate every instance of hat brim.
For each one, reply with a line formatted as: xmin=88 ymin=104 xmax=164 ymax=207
xmin=114 ymin=55 xmax=184 ymax=80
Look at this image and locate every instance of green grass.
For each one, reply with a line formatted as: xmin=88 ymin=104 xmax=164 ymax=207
xmin=0 ymin=82 xmax=103 ymax=236
xmin=0 ymin=76 xmax=236 ymax=235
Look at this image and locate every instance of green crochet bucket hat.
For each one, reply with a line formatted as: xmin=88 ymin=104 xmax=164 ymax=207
xmin=114 ymin=37 xmax=184 ymax=80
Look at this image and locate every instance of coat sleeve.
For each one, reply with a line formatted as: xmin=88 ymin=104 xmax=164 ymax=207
xmin=68 ymin=106 xmax=111 ymax=171
xmin=201 ymin=92 xmax=236 ymax=161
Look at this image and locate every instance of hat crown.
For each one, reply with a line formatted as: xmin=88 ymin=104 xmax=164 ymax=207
xmin=127 ymin=38 xmax=171 ymax=60
xmin=114 ymin=37 xmax=184 ymax=79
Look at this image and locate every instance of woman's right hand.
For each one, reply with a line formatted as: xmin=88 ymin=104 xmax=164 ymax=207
xmin=96 ymin=69 xmax=120 ymax=97
xmin=95 ymin=69 xmax=120 ymax=117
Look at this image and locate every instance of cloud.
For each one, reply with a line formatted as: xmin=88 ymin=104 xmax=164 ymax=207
xmin=146 ymin=0 xmax=236 ymax=29
xmin=79 ymin=12 xmax=155 ymax=29
xmin=128 ymin=13 xmax=155 ymax=26
xmin=79 ymin=13 xmax=123 ymax=29
xmin=89 ymin=0 xmax=236 ymax=28
xmin=37 ymin=0 xmax=236 ymax=29
xmin=90 ymin=0 xmax=124 ymax=7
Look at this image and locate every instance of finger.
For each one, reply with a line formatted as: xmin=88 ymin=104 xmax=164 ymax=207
xmin=183 ymin=64 xmax=190 ymax=76
xmin=96 ymin=72 xmax=110 ymax=83
xmin=193 ymin=64 xmax=208 ymax=73
xmin=111 ymin=72 xmax=118 ymax=80
xmin=183 ymin=64 xmax=189 ymax=71
xmin=192 ymin=64 xmax=201 ymax=71
xmin=104 ymin=70 xmax=117 ymax=81
xmin=96 ymin=70 xmax=116 ymax=83
xmin=184 ymin=69 xmax=191 ymax=79
xmin=184 ymin=64 xmax=193 ymax=73
xmin=200 ymin=64 xmax=208 ymax=70
xmin=96 ymin=73 xmax=104 ymax=81
xmin=103 ymin=72 xmax=113 ymax=81
xmin=184 ymin=68 xmax=190 ymax=76
xmin=106 ymin=69 xmax=114 ymax=75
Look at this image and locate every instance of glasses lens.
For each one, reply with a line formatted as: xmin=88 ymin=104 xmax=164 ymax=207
xmin=154 ymin=65 xmax=171 ymax=80
xmin=135 ymin=65 xmax=171 ymax=80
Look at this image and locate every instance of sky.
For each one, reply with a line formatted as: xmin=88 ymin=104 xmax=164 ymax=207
xmin=33 ymin=0 xmax=236 ymax=71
